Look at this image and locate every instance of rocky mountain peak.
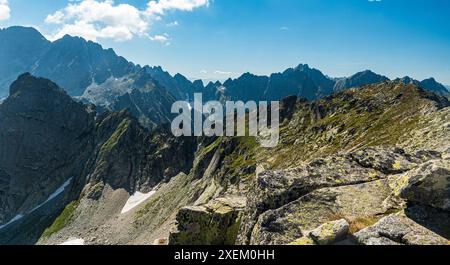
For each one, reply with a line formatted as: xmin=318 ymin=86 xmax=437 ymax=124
xmin=9 ymin=73 xmax=66 ymax=96
xmin=0 ymin=26 xmax=48 ymax=42
xmin=396 ymin=76 xmax=420 ymax=85
xmin=333 ymin=70 xmax=389 ymax=92
xmin=419 ymin=77 xmax=449 ymax=96
xmin=294 ymin=63 xmax=311 ymax=71
xmin=0 ymin=74 xmax=94 ymax=231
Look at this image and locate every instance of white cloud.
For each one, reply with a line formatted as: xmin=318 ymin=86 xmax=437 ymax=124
xmin=0 ymin=0 xmax=10 ymax=21
xmin=146 ymin=0 xmax=209 ymax=16
xmin=166 ymin=20 xmax=179 ymax=27
xmin=150 ymin=33 xmax=171 ymax=45
xmin=214 ymin=70 xmax=233 ymax=75
xmin=44 ymin=0 xmax=209 ymax=42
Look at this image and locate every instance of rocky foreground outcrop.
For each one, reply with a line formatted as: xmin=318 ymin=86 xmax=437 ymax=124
xmin=169 ymin=197 xmax=246 ymax=245
xmin=236 ymin=147 xmax=449 ymax=245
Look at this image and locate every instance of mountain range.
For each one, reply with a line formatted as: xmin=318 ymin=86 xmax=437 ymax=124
xmin=0 ymin=26 xmax=136 ymax=98
xmin=1 ymin=26 xmax=449 ymax=105
xmin=0 ymin=26 xmax=449 ymax=246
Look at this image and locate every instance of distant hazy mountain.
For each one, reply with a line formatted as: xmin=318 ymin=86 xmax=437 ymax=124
xmin=0 ymin=27 xmax=50 ymax=98
xmin=395 ymin=76 xmax=449 ymax=96
xmin=395 ymin=76 xmax=421 ymax=86
xmin=143 ymin=66 xmax=217 ymax=101
xmin=419 ymin=78 xmax=450 ymax=96
xmin=219 ymin=68 xmax=450 ymax=102
xmin=0 ymin=26 xmax=137 ymax=97
xmin=333 ymin=70 xmax=390 ymax=92
xmin=219 ymin=64 xmax=335 ymax=102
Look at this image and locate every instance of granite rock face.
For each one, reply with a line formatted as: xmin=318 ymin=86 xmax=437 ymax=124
xmin=290 ymin=219 xmax=350 ymax=245
xmin=355 ymin=214 xmax=448 ymax=245
xmin=399 ymin=160 xmax=450 ymax=211
xmin=238 ymin=147 xmax=450 ymax=245
xmin=169 ymin=197 xmax=246 ymax=245
xmin=0 ymin=74 xmax=95 ymax=224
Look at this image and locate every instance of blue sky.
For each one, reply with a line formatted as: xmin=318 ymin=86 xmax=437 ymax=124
xmin=1 ymin=0 xmax=449 ymax=84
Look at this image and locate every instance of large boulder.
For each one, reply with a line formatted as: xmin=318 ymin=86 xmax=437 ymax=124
xmin=355 ymin=214 xmax=448 ymax=245
xmin=249 ymin=178 xmax=396 ymax=245
xmin=290 ymin=219 xmax=350 ymax=245
xmin=169 ymin=197 xmax=245 ymax=245
xmin=239 ymin=147 xmax=449 ymax=245
xmin=399 ymin=160 xmax=450 ymax=211
xmin=309 ymin=219 xmax=350 ymax=245
xmin=238 ymin=148 xmax=410 ymax=244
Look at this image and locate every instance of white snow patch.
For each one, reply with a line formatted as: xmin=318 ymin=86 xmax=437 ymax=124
xmin=0 ymin=214 xmax=24 ymax=230
xmin=31 ymin=178 xmax=73 ymax=212
xmin=60 ymin=238 xmax=85 ymax=245
xmin=121 ymin=190 xmax=156 ymax=214
xmin=0 ymin=178 xmax=73 ymax=230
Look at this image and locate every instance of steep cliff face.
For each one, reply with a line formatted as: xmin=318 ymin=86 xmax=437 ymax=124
xmin=0 ymin=74 xmax=95 ymax=225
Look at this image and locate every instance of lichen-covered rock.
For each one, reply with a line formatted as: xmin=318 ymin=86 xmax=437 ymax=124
xmin=153 ymin=238 xmax=168 ymax=245
xmin=354 ymin=214 xmax=448 ymax=245
xmin=237 ymin=147 xmax=442 ymax=245
xmin=169 ymin=197 xmax=245 ymax=245
xmin=347 ymin=148 xmax=424 ymax=174
xmin=399 ymin=160 xmax=450 ymax=211
xmin=249 ymin=179 xmax=396 ymax=245
xmin=288 ymin=219 xmax=350 ymax=245
xmin=289 ymin=236 xmax=316 ymax=245
xmin=238 ymin=146 xmax=450 ymax=245
xmin=309 ymin=219 xmax=349 ymax=245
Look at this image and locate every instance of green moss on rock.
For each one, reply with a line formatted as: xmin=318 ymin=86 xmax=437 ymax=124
xmin=41 ymin=199 xmax=80 ymax=239
xmin=99 ymin=119 xmax=131 ymax=156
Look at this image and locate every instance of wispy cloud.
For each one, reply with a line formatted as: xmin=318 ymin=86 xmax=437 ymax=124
xmin=0 ymin=0 xmax=10 ymax=21
xmin=145 ymin=0 xmax=209 ymax=16
xmin=44 ymin=0 xmax=209 ymax=42
xmin=166 ymin=21 xmax=179 ymax=27
xmin=150 ymin=33 xmax=171 ymax=45
xmin=214 ymin=70 xmax=233 ymax=75
xmin=280 ymin=26 xmax=289 ymax=31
